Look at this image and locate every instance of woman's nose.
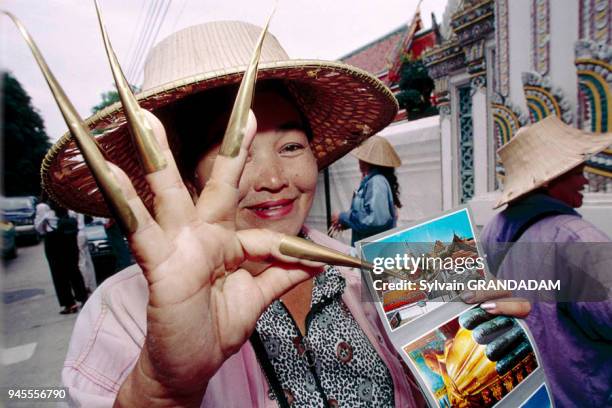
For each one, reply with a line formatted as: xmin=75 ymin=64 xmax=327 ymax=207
xmin=253 ymin=158 xmax=289 ymax=192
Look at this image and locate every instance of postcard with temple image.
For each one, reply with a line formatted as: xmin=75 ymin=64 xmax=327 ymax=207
xmin=401 ymin=306 xmax=547 ymax=408
xmin=358 ymin=207 xmax=488 ymax=332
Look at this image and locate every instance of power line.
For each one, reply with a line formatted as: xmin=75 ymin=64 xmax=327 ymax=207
xmin=170 ymin=0 xmax=190 ymax=33
xmin=126 ymin=0 xmax=159 ymax=82
xmin=129 ymin=0 xmax=160 ymax=83
xmin=129 ymin=0 xmax=163 ymax=83
xmin=122 ymin=0 xmax=148 ymax=67
xmin=131 ymin=0 xmax=172 ymax=86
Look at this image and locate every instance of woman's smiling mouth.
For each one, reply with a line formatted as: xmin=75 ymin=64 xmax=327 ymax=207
xmin=248 ymin=198 xmax=296 ymax=219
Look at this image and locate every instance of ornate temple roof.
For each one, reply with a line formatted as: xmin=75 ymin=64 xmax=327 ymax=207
xmin=340 ymin=26 xmax=406 ymax=76
xmin=339 ymin=26 xmax=438 ymax=85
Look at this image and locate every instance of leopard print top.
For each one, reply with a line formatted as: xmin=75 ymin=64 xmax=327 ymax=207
xmin=254 ymin=265 xmax=394 ymax=407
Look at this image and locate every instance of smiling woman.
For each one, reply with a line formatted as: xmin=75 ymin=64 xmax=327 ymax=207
xmin=56 ymin=20 xmax=422 ymax=408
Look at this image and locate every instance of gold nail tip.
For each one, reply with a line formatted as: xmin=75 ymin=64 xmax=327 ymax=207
xmin=93 ymin=0 xmax=166 ymax=173
xmin=4 ymin=8 xmax=139 ymax=235
xmin=219 ymin=9 xmax=274 ymax=158
xmin=278 ymin=235 xmax=363 ymax=269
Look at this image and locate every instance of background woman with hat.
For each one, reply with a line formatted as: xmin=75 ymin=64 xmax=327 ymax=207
xmin=480 ymin=116 xmax=612 ymax=408
xmin=16 ymin=13 xmax=532 ymax=406
xmin=331 ymin=135 xmax=402 ymax=245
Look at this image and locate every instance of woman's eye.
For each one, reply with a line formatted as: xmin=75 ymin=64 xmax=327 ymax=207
xmin=280 ymin=143 xmax=305 ymax=154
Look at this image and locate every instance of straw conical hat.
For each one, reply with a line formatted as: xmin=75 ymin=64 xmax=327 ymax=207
xmin=41 ymin=21 xmax=398 ymax=217
xmin=495 ymin=116 xmax=612 ymax=208
xmin=351 ymin=135 xmax=402 ymax=168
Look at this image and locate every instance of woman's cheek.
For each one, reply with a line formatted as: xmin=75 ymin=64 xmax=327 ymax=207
xmin=293 ymin=154 xmax=318 ymax=194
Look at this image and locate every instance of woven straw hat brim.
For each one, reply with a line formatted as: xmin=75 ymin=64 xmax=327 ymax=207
xmin=42 ymin=60 xmax=398 ymax=217
xmin=350 ymin=135 xmax=402 ymax=167
xmin=494 ymin=117 xmax=612 ymax=209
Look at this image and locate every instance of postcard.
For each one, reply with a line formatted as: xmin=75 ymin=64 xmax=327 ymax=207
xmin=519 ymin=384 xmax=552 ymax=408
xmin=359 ymin=208 xmax=487 ymax=330
xmin=402 ymin=306 xmax=540 ymax=408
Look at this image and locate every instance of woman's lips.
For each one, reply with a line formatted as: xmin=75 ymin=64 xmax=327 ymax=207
xmin=248 ymin=198 xmax=295 ymax=219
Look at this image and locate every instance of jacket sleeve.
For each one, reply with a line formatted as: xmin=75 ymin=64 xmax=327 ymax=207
xmin=342 ymin=175 xmax=394 ymax=235
xmin=34 ymin=204 xmax=50 ymax=235
xmin=62 ymin=267 xmax=147 ymax=407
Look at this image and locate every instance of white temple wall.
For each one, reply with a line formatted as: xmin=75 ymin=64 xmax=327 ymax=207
xmin=472 ymin=87 xmax=490 ymax=197
xmin=507 ymin=0 xmax=532 ymax=114
xmin=307 ymin=116 xmax=443 ymax=244
xmin=549 ymin=1 xmax=579 ymax=111
xmin=440 ymin=116 xmax=453 ymax=210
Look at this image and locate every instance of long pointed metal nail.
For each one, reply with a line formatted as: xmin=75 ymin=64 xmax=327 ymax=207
xmin=93 ymin=0 xmax=166 ymax=173
xmin=219 ymin=7 xmax=275 ymax=157
xmin=278 ymin=235 xmax=406 ymax=280
xmin=2 ymin=11 xmax=137 ymax=233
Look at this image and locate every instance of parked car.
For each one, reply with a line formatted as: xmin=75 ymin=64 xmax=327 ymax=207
xmin=1 ymin=196 xmax=39 ymax=244
xmin=1 ymin=220 xmax=17 ymax=259
xmin=84 ymin=220 xmax=116 ymax=285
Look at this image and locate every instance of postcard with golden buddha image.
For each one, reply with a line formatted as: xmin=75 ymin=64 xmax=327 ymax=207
xmin=401 ymin=306 xmax=545 ymax=408
xmin=358 ymin=207 xmax=488 ymax=333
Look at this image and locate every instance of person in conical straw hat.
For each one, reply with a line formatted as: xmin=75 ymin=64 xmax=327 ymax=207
xmin=5 ymin=6 xmax=531 ymax=406
xmin=331 ymin=135 xmax=403 ymax=245
xmin=480 ymin=115 xmax=612 ymax=407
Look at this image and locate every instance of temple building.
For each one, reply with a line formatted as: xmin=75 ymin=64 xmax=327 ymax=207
xmin=422 ymin=0 xmax=611 ymax=230
xmin=309 ymin=0 xmax=612 ymax=238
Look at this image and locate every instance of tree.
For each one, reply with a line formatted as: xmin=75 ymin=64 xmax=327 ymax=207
xmin=395 ymin=54 xmax=437 ymax=119
xmin=91 ymin=90 xmax=120 ymax=114
xmin=2 ymin=72 xmax=51 ymax=196
xmin=91 ymin=85 xmax=140 ymax=114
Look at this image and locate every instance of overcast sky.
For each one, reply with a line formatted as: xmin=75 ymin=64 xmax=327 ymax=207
xmin=1 ymin=0 xmax=447 ymax=141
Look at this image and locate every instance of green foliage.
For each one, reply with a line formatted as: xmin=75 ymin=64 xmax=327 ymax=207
xmin=395 ymin=55 xmax=437 ymax=119
xmin=91 ymin=90 xmax=120 ymax=114
xmin=2 ymin=73 xmax=51 ymax=196
xmin=91 ymin=85 xmax=140 ymax=114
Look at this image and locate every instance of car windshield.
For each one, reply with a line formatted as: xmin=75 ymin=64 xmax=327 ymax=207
xmin=85 ymin=225 xmax=107 ymax=241
xmin=2 ymin=198 xmax=34 ymax=211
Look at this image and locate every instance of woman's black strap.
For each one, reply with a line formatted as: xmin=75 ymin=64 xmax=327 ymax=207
xmin=249 ymin=331 xmax=290 ymax=408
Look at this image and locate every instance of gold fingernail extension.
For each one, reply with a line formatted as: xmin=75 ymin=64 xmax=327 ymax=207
xmin=2 ymin=11 xmax=138 ymax=233
xmin=218 ymin=7 xmax=275 ymax=157
xmin=278 ymin=235 xmax=406 ymax=280
xmin=93 ymin=0 xmax=167 ymax=173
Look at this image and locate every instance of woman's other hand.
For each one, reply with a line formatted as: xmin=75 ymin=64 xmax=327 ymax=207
xmin=460 ymin=289 xmax=531 ymax=318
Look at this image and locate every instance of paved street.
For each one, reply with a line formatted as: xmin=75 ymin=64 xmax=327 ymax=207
xmin=2 ymin=242 xmax=75 ymax=407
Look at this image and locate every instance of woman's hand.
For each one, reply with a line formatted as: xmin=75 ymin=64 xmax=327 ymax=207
xmin=113 ymin=111 xmax=321 ymax=407
xmin=328 ymin=212 xmax=347 ymax=237
xmin=460 ymin=289 xmax=531 ymax=318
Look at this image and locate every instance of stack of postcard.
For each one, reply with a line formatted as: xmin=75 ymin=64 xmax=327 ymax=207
xmin=356 ymin=207 xmax=553 ymax=408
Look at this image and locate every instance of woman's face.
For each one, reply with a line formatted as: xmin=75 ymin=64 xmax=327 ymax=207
xmin=194 ymin=90 xmax=318 ymax=236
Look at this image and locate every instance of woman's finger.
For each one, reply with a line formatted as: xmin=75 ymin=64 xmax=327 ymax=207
xmin=460 ymin=288 xmax=513 ymax=304
xmin=235 ymin=229 xmax=325 ymax=270
xmin=252 ymin=263 xmax=322 ymax=307
xmin=108 ymin=162 xmax=172 ymax=278
xmin=196 ymin=111 xmax=257 ymax=226
xmin=479 ymin=297 xmax=532 ymax=318
xmin=139 ymin=110 xmax=198 ymax=234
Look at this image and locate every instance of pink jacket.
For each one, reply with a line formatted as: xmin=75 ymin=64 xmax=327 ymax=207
xmin=62 ymin=227 xmax=422 ymax=407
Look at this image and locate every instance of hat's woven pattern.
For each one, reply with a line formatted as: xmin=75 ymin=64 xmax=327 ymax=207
xmin=42 ymin=61 xmax=397 ymax=216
